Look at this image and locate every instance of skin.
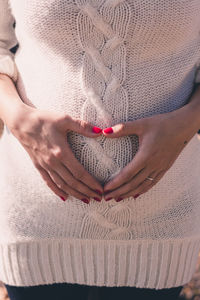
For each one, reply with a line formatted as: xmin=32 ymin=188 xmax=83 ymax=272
xmin=1 ymin=74 xmax=200 ymax=204
xmin=103 ymin=84 xmax=200 ymax=201
xmin=0 ymin=74 xmax=104 ymax=204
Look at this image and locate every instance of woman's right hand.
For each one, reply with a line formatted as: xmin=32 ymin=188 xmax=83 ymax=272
xmin=8 ymin=105 xmax=104 ymax=204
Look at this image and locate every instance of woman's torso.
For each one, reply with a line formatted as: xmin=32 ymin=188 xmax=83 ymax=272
xmin=0 ymin=0 xmax=200 ymax=243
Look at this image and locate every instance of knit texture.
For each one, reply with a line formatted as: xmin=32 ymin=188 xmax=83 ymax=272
xmin=1 ymin=0 xmax=200 ymax=289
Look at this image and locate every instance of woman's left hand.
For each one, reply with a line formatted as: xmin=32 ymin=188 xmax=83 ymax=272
xmin=102 ymin=108 xmax=196 ymax=201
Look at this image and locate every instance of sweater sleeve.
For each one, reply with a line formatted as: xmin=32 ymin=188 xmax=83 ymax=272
xmin=194 ymin=62 xmax=200 ymax=84
xmin=0 ymin=0 xmax=18 ymax=83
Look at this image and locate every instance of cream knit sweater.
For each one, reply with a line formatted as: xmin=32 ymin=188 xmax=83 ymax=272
xmin=1 ymin=0 xmax=200 ymax=289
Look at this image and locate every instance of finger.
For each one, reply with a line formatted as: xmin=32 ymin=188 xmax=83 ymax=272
xmin=102 ymin=119 xmax=143 ymax=138
xmin=119 ymin=171 xmax=162 ymax=200
xmin=34 ymin=163 xmax=69 ymax=202
xmin=136 ymin=170 xmax=166 ymax=197
xmin=104 ymin=147 xmax=148 ymax=192
xmin=46 ymin=168 xmax=91 ymax=204
xmin=43 ymin=160 xmax=102 ymax=202
xmin=62 ymin=142 xmax=104 ymax=194
xmin=129 ymin=170 xmax=158 ymax=198
xmin=57 ymin=114 xmax=103 ymax=138
xmin=104 ymin=168 xmax=150 ymax=201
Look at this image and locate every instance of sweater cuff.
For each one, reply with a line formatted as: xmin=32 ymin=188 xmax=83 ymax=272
xmin=0 ymin=54 xmax=18 ymax=83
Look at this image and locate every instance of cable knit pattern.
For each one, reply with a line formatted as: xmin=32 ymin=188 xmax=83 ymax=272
xmin=1 ymin=0 xmax=200 ymax=289
xmin=76 ymin=0 xmax=132 ymax=183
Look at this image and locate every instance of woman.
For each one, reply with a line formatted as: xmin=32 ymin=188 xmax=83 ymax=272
xmin=0 ymin=0 xmax=200 ymax=299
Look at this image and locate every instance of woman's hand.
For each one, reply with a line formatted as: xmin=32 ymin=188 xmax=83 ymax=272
xmin=102 ymin=106 xmax=198 ymax=202
xmin=9 ymin=105 xmax=104 ymax=204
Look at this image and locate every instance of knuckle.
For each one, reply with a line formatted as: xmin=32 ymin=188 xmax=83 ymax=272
xmin=81 ymin=120 xmax=88 ymax=131
xmin=58 ymin=182 xmax=66 ymax=190
xmin=74 ymin=120 xmax=81 ymax=132
xmin=77 ymin=119 xmax=88 ymax=132
xmin=117 ymin=122 xmax=126 ymax=133
xmin=45 ymin=154 xmax=55 ymax=165
xmin=53 ymin=148 xmax=63 ymax=159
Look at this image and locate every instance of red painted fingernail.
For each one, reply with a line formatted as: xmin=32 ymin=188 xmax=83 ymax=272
xmin=94 ymin=197 xmax=101 ymax=202
xmin=105 ymin=197 xmax=113 ymax=201
xmin=60 ymin=196 xmax=66 ymax=201
xmin=92 ymin=126 xmax=102 ymax=134
xmin=103 ymin=127 xmax=113 ymax=134
xmin=81 ymin=198 xmax=90 ymax=204
xmin=134 ymin=194 xmax=140 ymax=199
xmin=95 ymin=189 xmax=103 ymax=195
xmin=116 ymin=197 xmax=123 ymax=202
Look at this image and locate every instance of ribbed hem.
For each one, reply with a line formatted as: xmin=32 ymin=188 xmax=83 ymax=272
xmin=0 ymin=237 xmax=200 ymax=289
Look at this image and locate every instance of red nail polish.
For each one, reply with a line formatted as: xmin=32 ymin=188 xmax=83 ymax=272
xmin=134 ymin=194 xmax=140 ymax=199
xmin=95 ymin=189 xmax=103 ymax=195
xmin=116 ymin=197 xmax=123 ymax=202
xmin=92 ymin=126 xmax=102 ymax=134
xmin=94 ymin=197 xmax=101 ymax=202
xmin=103 ymin=127 xmax=113 ymax=134
xmin=60 ymin=196 xmax=66 ymax=201
xmin=105 ymin=197 xmax=113 ymax=201
xmin=81 ymin=198 xmax=90 ymax=204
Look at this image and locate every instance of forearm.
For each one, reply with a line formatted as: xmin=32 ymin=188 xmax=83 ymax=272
xmin=169 ymin=84 xmax=200 ymax=142
xmin=182 ymin=84 xmax=200 ymax=134
xmin=0 ymin=73 xmax=31 ymax=130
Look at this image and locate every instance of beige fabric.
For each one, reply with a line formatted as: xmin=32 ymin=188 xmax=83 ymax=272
xmin=0 ymin=0 xmax=200 ymax=289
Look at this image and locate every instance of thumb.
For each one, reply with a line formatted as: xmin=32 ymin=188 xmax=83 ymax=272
xmin=102 ymin=120 xmax=142 ymax=138
xmin=59 ymin=115 xmax=103 ymax=138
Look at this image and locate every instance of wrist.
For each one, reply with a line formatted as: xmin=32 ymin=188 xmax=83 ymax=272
xmin=182 ymin=93 xmax=200 ymax=135
xmin=169 ymin=100 xmax=200 ymax=142
xmin=6 ymin=102 xmax=36 ymax=135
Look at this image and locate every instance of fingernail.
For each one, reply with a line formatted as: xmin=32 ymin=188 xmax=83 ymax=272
xmin=60 ymin=196 xmax=66 ymax=201
xmin=116 ymin=197 xmax=123 ymax=202
xmin=81 ymin=198 xmax=90 ymax=204
xmin=105 ymin=197 xmax=113 ymax=201
xmin=95 ymin=189 xmax=103 ymax=195
xmin=94 ymin=197 xmax=101 ymax=202
xmin=103 ymin=127 xmax=113 ymax=134
xmin=134 ymin=194 xmax=140 ymax=199
xmin=92 ymin=126 xmax=102 ymax=134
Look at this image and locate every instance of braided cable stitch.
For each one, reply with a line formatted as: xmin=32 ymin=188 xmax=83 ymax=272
xmin=75 ymin=0 xmax=133 ymax=185
xmin=75 ymin=0 xmax=134 ymax=239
